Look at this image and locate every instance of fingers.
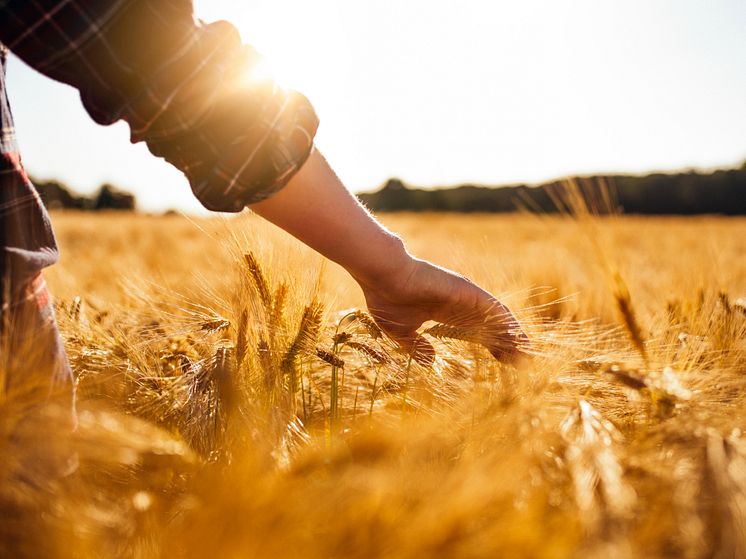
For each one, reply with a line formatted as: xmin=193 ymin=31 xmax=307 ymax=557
xmin=486 ymin=325 xmax=530 ymax=364
xmin=481 ymin=300 xmax=530 ymax=363
xmin=430 ymin=286 xmax=530 ymax=363
xmin=378 ymin=320 xmax=436 ymax=367
xmin=361 ymin=259 xmax=529 ymax=366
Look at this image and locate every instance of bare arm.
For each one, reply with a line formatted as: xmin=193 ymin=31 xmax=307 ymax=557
xmin=250 ymin=149 xmax=408 ymax=287
xmin=0 ymin=1 xmax=525 ymax=361
xmin=251 ymin=149 xmax=527 ymax=362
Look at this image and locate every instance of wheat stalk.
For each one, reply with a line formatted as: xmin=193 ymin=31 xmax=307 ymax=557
xmin=346 ymin=341 xmax=390 ymax=365
xmin=315 ymin=344 xmax=345 ymax=423
xmin=603 ymin=364 xmax=647 ymax=390
xmin=282 ymin=301 xmax=324 ymax=371
xmin=339 ymin=310 xmax=383 ymax=339
xmin=244 ymin=252 xmax=272 ymax=312
xmin=612 ymin=272 xmax=649 ymax=367
xmin=270 ymin=282 xmax=289 ymax=328
xmin=212 ymin=347 xmax=236 ymax=424
xmin=333 ymin=331 xmax=352 ymax=345
xmin=423 ymin=323 xmax=482 ymax=344
xmin=560 ymin=399 xmax=635 ymax=530
xmin=603 ymin=363 xmax=691 ymax=415
xmin=282 ymin=300 xmax=324 ymax=406
xmin=70 ymin=296 xmax=83 ymax=322
xmin=355 ymin=311 xmax=383 ymax=340
xmin=315 ymin=348 xmax=345 ymax=369
xmin=235 ymin=310 xmax=248 ymax=368
xmin=200 ymin=316 xmax=230 ymax=334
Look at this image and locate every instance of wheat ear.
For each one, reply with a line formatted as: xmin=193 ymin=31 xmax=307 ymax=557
xmin=244 ymin=252 xmax=272 ymax=312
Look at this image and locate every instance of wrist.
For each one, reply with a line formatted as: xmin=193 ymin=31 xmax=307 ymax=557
xmin=346 ymin=233 xmax=414 ymax=291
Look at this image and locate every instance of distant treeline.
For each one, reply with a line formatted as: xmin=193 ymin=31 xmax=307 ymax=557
xmin=30 ymin=159 xmax=746 ymax=215
xmin=31 ymin=177 xmax=135 ymax=211
xmin=358 ymin=160 xmax=746 ymax=215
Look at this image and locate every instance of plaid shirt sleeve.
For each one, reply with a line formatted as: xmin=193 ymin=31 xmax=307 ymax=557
xmin=0 ymin=0 xmax=319 ymax=212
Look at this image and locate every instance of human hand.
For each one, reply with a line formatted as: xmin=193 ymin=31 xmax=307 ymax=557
xmin=357 ymin=256 xmax=528 ymax=364
xmin=250 ymin=149 xmax=527 ymax=363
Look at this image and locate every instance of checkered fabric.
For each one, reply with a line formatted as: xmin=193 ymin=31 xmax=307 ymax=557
xmin=0 ymin=0 xmax=319 ymax=212
xmin=1 ymin=44 xmax=73 ymax=414
xmin=0 ymin=1 xmax=319 ymax=416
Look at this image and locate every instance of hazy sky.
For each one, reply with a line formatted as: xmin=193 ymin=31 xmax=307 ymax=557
xmin=6 ymin=0 xmax=746 ymax=213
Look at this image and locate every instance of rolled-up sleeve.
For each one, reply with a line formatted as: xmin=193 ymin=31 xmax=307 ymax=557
xmin=0 ymin=0 xmax=319 ymax=212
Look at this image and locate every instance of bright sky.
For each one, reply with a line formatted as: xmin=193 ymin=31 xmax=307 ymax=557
xmin=6 ymin=0 xmax=746 ymax=213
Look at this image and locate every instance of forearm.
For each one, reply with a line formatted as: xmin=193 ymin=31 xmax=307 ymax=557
xmin=249 ymin=148 xmax=411 ymax=287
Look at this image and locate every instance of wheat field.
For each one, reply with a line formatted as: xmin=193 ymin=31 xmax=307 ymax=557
xmin=3 ymin=210 xmax=746 ymax=558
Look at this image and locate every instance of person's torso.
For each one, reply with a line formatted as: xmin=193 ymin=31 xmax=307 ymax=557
xmin=0 ymin=41 xmax=60 ymax=297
